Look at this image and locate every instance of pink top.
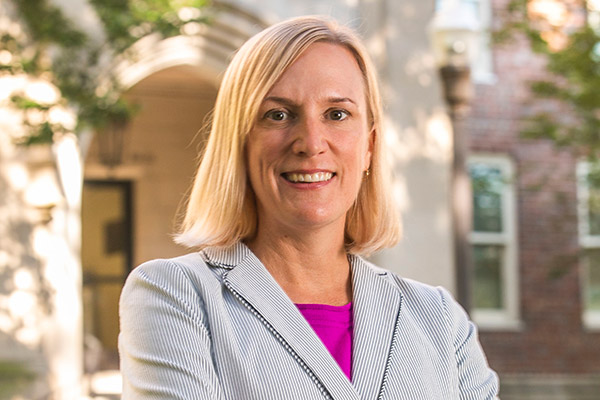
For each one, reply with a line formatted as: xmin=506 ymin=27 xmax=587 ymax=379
xmin=296 ymin=302 xmax=354 ymax=381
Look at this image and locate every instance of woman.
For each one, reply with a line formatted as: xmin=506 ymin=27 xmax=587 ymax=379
xmin=119 ymin=16 xmax=499 ymax=399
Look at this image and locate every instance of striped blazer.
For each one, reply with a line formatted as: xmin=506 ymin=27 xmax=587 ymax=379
xmin=119 ymin=242 xmax=499 ymax=399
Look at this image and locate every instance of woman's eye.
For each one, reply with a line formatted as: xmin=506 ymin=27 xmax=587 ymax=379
xmin=265 ymin=110 xmax=289 ymax=121
xmin=328 ymin=109 xmax=349 ymax=121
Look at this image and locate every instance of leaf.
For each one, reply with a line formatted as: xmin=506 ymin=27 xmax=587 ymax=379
xmin=530 ymin=80 xmax=561 ymax=98
xmin=16 ymin=0 xmax=87 ymax=47
xmin=521 ymin=113 xmax=560 ymax=140
xmin=10 ymin=95 xmax=51 ymax=110
xmin=15 ymin=122 xmax=55 ymax=146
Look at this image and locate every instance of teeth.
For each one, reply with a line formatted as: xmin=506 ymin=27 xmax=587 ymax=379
xmin=285 ymin=172 xmax=333 ymax=183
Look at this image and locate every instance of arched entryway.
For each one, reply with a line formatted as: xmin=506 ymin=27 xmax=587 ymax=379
xmin=82 ymin=66 xmax=218 ymax=370
xmin=79 ymin=5 xmax=267 ymax=389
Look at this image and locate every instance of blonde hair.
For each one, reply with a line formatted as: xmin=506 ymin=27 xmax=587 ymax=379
xmin=176 ymin=15 xmax=401 ymax=255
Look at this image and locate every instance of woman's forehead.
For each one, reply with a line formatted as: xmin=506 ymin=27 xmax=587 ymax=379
xmin=262 ymin=43 xmax=367 ymax=107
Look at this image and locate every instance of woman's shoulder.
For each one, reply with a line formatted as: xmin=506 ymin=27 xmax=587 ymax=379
xmin=128 ymin=252 xmax=212 ymax=281
xmin=360 ymin=258 xmax=475 ymax=348
xmin=120 ymin=252 xmax=230 ymax=328
xmin=360 ymin=257 xmax=461 ymax=317
xmin=123 ymin=243 xmax=252 ymax=296
xmin=122 ymin=252 xmax=226 ymax=302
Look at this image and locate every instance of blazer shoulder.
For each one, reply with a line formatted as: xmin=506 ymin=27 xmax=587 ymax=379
xmin=124 ymin=252 xmax=223 ymax=295
xmin=120 ymin=253 xmax=225 ymax=329
xmin=129 ymin=252 xmax=201 ymax=274
xmin=361 ymin=258 xmax=455 ymax=314
xmin=398 ymin=274 xmax=458 ymax=313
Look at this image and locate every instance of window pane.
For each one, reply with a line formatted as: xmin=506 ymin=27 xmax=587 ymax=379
xmin=436 ymin=0 xmax=480 ymax=15
xmin=470 ymin=163 xmax=504 ymax=233
xmin=584 ymin=250 xmax=600 ymax=311
xmin=587 ymin=168 xmax=600 ymax=235
xmin=473 ymin=244 xmax=504 ymax=309
xmin=461 ymin=0 xmax=481 ymax=15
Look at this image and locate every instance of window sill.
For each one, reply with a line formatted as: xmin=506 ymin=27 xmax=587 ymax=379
xmin=583 ymin=311 xmax=600 ymax=331
xmin=472 ymin=310 xmax=523 ymax=332
xmin=473 ymin=72 xmax=498 ymax=86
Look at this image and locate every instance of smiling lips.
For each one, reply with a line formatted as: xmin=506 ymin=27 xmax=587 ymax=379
xmin=283 ymin=171 xmax=334 ymax=183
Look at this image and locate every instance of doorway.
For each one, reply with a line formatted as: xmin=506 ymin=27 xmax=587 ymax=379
xmin=81 ymin=180 xmax=133 ymax=369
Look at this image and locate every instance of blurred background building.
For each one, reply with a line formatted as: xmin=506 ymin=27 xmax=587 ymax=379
xmin=0 ymin=0 xmax=599 ymax=398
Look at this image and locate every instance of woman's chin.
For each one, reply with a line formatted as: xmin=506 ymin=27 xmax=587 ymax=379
xmin=281 ymin=209 xmax=346 ymax=232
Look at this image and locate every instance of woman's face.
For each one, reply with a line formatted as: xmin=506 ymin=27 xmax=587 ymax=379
xmin=246 ymin=42 xmax=373 ymax=236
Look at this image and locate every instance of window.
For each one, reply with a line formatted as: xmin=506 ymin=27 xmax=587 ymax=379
xmin=469 ymin=155 xmax=520 ymax=329
xmin=436 ymin=0 xmax=495 ymax=83
xmin=576 ymin=162 xmax=600 ymax=329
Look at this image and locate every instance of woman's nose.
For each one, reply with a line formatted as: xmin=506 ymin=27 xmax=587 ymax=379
xmin=291 ymin=117 xmax=327 ymax=156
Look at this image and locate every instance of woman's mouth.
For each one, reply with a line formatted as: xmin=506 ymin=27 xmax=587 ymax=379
xmin=282 ymin=172 xmax=334 ymax=183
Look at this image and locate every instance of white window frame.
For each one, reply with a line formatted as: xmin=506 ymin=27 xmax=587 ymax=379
xmin=576 ymin=161 xmax=600 ymax=330
xmin=469 ymin=155 xmax=521 ymax=330
xmin=469 ymin=0 xmax=496 ymax=84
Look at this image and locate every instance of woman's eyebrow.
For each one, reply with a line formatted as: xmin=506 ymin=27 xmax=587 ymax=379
xmin=327 ymin=97 xmax=356 ymax=105
xmin=262 ymin=96 xmax=357 ymax=106
xmin=262 ymin=96 xmax=297 ymax=107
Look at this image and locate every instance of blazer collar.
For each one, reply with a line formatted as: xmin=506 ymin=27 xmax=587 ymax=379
xmin=350 ymin=256 xmax=403 ymax=399
xmin=201 ymin=243 xmax=403 ymax=399
xmin=200 ymin=242 xmax=250 ymax=269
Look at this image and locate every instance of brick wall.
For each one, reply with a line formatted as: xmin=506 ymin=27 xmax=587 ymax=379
xmin=469 ymin=0 xmax=600 ymax=377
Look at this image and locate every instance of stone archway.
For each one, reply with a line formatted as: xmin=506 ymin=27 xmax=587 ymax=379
xmin=115 ymin=2 xmax=269 ymax=90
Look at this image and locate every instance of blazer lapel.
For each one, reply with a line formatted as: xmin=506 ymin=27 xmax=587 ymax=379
xmin=350 ymin=256 xmax=403 ymax=400
xmin=208 ymin=243 xmax=360 ymax=400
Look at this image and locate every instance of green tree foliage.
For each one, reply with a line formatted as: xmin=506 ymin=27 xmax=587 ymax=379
xmin=91 ymin=0 xmax=210 ymax=52
xmin=497 ymin=0 xmax=600 ymax=159
xmin=1 ymin=0 xmax=209 ymax=144
xmin=0 ymin=361 xmax=35 ymax=398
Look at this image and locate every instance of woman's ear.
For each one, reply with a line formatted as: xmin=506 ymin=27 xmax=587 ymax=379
xmin=364 ymin=128 xmax=375 ymax=171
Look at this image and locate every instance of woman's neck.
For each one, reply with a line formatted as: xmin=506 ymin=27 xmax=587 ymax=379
xmin=245 ymin=224 xmax=352 ymax=306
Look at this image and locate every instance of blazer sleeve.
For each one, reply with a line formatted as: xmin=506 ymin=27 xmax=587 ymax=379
xmin=438 ymin=287 xmax=500 ymax=400
xmin=119 ymin=259 xmax=226 ymax=399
